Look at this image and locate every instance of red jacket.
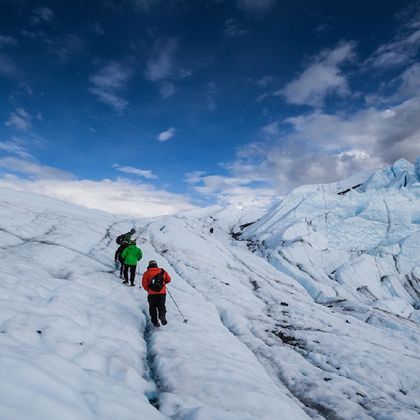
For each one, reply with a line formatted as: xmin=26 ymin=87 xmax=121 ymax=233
xmin=142 ymin=267 xmax=171 ymax=294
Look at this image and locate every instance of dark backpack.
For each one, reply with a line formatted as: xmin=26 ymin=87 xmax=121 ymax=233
xmin=116 ymin=234 xmax=124 ymax=244
xmin=149 ymin=269 xmax=165 ymax=292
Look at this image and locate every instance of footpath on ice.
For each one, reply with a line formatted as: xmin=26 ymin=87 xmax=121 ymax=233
xmin=0 ymin=157 xmax=419 ymax=419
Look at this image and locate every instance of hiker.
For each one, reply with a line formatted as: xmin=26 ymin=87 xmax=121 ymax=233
xmin=115 ymin=229 xmax=136 ymax=277
xmin=142 ymin=260 xmax=171 ymax=327
xmin=121 ymin=239 xmax=143 ymax=286
xmin=116 ymin=228 xmax=136 ymax=245
xmin=115 ymin=242 xmax=128 ymax=278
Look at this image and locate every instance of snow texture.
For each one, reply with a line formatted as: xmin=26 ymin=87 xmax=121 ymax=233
xmin=1 ymin=158 xmax=420 ymax=419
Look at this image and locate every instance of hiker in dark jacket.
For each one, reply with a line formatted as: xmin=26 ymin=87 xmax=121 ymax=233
xmin=121 ymin=239 xmax=142 ymax=286
xmin=122 ymin=228 xmax=136 ymax=243
xmin=142 ymin=260 xmax=171 ymax=327
xmin=114 ymin=243 xmax=129 ymax=278
xmin=114 ymin=229 xmax=136 ymax=277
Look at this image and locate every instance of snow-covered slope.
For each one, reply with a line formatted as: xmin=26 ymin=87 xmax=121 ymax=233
xmin=0 ymin=188 xmax=307 ymax=420
xmin=1 ymin=157 xmax=420 ymax=420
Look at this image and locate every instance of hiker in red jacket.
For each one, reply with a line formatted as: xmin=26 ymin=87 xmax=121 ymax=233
xmin=142 ymin=260 xmax=171 ymax=327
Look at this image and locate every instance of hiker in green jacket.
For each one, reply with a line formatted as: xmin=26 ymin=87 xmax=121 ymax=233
xmin=121 ymin=239 xmax=143 ymax=287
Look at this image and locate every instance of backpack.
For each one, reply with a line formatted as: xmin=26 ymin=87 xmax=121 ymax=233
xmin=116 ymin=234 xmax=124 ymax=245
xmin=149 ymin=269 xmax=165 ymax=292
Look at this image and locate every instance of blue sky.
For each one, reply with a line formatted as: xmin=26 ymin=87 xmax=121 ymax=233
xmin=0 ymin=0 xmax=419 ymax=216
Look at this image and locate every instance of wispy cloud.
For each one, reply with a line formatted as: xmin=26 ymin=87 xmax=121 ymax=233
xmin=144 ymin=37 xmax=191 ymax=97
xmin=261 ymin=121 xmax=280 ymax=136
xmin=90 ymin=22 xmax=105 ymax=36
xmin=113 ymin=164 xmax=158 ymax=179
xmin=22 ymin=30 xmax=84 ymax=62
xmin=278 ymin=41 xmax=356 ymax=107
xmin=0 ymin=157 xmax=74 ymax=180
xmin=0 ymin=139 xmax=31 ymax=159
xmin=157 ymin=127 xmax=176 ymax=142
xmin=31 ymin=7 xmax=54 ymax=25
xmin=257 ymin=76 xmax=274 ymax=88
xmin=5 ymin=108 xmax=33 ymax=131
xmin=224 ymin=19 xmax=249 ymax=37
xmin=396 ymin=63 xmax=420 ymax=99
xmin=145 ymin=38 xmax=179 ymax=82
xmin=368 ymin=5 xmax=420 ymax=68
xmin=159 ymin=81 xmax=176 ymax=98
xmin=53 ymin=34 xmax=85 ymax=62
xmin=185 ymin=171 xmax=207 ymax=185
xmin=0 ymin=35 xmax=18 ymax=47
xmin=89 ymin=61 xmax=134 ymax=112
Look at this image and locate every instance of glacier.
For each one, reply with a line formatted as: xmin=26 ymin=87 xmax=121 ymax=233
xmin=0 ymin=158 xmax=419 ymax=419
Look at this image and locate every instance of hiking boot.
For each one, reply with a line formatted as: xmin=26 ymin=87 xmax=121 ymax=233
xmin=122 ymin=280 xmax=129 ymax=284
xmin=129 ymin=283 xmax=135 ymax=287
xmin=152 ymin=320 xmax=160 ymax=327
xmin=159 ymin=316 xmax=167 ymax=325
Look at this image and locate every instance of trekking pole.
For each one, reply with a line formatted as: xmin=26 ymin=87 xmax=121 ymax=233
xmin=167 ymin=289 xmax=188 ymax=324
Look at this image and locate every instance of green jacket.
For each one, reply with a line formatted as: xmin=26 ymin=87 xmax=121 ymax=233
xmin=121 ymin=244 xmax=142 ymax=265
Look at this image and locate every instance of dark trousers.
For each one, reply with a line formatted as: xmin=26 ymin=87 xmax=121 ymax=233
xmin=115 ymin=247 xmax=126 ymax=276
xmin=119 ymin=255 xmax=124 ymax=276
xmin=148 ymin=294 xmax=166 ymax=323
xmin=123 ymin=264 xmax=136 ymax=284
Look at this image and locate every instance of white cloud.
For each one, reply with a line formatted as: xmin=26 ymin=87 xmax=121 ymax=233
xmin=186 ymin=172 xmax=276 ymax=208
xmin=226 ymin=95 xmax=420 ymax=192
xmin=0 ymin=152 xmax=195 ymax=218
xmin=0 ymin=175 xmax=195 ymax=218
xmin=395 ymin=63 xmax=420 ymax=99
xmin=0 ymin=157 xmax=74 ymax=180
xmin=89 ymin=88 xmax=128 ymax=112
xmin=5 ymin=108 xmax=32 ymax=131
xmin=144 ymin=38 xmax=179 ymax=82
xmin=185 ymin=171 xmax=206 ymax=185
xmin=0 ymin=139 xmax=31 ymax=159
xmin=261 ymin=121 xmax=280 ymax=136
xmin=89 ymin=62 xmax=133 ymax=112
xmin=278 ymin=41 xmax=356 ymax=107
xmin=0 ymin=35 xmax=18 ymax=47
xmin=144 ymin=38 xmax=191 ymax=96
xmin=113 ymin=164 xmax=157 ymax=179
xmin=157 ymin=127 xmax=176 ymax=142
